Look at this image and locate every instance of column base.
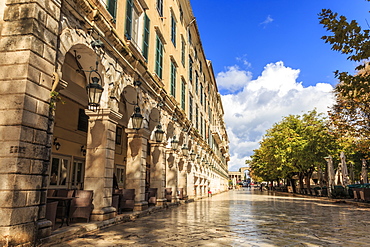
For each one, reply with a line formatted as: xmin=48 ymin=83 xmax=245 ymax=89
xmin=91 ymin=206 xmax=116 ymax=221
xmin=134 ymin=201 xmax=148 ymax=211
xmin=156 ymin=198 xmax=167 ymax=206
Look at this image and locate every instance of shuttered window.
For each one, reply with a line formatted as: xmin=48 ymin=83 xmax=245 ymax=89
xmin=142 ymin=14 xmax=150 ymax=60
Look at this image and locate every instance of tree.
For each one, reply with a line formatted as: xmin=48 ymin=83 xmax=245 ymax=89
xmin=249 ymin=110 xmax=338 ymax=192
xmin=319 ymin=5 xmax=370 ymax=156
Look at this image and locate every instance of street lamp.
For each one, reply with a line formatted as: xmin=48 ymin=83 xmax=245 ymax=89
xmin=171 ymin=136 xmax=179 ymax=151
xmin=181 ymin=145 xmax=189 ymax=156
xmin=86 ymin=75 xmax=103 ymax=109
xmin=154 ymin=124 xmax=165 ymax=142
xmin=131 ymin=106 xmax=144 ymax=130
xmin=190 ymin=150 xmax=196 ymax=161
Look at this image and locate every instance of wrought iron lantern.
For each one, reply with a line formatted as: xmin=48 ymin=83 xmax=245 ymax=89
xmin=131 ymin=106 xmax=144 ymax=130
xmin=190 ymin=150 xmax=196 ymax=161
xmin=181 ymin=145 xmax=189 ymax=156
xmin=86 ymin=75 xmax=103 ymax=108
xmin=154 ymin=124 xmax=165 ymax=142
xmin=171 ymin=136 xmax=179 ymax=151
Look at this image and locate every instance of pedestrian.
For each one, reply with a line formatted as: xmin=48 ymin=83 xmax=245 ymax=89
xmin=208 ymin=189 xmax=212 ymax=197
xmin=260 ymin=183 xmax=263 ymax=191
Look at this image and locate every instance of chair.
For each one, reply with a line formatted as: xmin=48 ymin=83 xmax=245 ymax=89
xmin=56 ymin=189 xmax=74 ymax=197
xmin=148 ymin=188 xmax=158 ymax=206
xmin=47 ymin=189 xmax=56 ymax=197
xmin=69 ymin=190 xmax=94 ymax=222
xmin=119 ymin=189 xmax=135 ymax=212
xmin=165 ymin=188 xmax=172 ymax=202
xmin=45 ymin=201 xmax=58 ymax=230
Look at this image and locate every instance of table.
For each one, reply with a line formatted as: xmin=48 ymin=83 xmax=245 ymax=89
xmin=47 ymin=197 xmax=73 ymax=227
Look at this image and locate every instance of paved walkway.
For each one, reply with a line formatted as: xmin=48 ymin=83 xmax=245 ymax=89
xmin=48 ymin=190 xmax=370 ymax=246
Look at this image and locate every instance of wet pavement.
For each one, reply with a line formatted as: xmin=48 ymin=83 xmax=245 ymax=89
xmin=53 ymin=190 xmax=370 ymax=246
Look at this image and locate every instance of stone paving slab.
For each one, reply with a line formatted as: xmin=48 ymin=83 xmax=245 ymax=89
xmin=41 ymin=191 xmax=370 ymax=246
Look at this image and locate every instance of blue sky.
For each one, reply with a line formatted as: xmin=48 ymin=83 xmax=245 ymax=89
xmin=190 ymin=0 xmax=370 ymax=171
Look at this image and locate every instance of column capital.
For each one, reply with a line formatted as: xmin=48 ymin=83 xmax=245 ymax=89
xmin=85 ymin=108 xmax=123 ymax=123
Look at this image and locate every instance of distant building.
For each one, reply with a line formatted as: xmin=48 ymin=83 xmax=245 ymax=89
xmin=0 ymin=0 xmax=230 ymax=245
xmin=229 ymin=167 xmax=248 ymax=187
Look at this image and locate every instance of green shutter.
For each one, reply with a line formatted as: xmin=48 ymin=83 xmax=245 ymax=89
xmin=142 ymin=14 xmax=150 ymax=60
xmin=107 ymin=0 xmax=117 ymax=20
xmin=125 ymin=0 xmax=133 ymax=39
xmin=155 ymin=36 xmax=163 ymax=79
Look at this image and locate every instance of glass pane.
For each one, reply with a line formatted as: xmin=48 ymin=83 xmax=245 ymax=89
xmin=60 ymin=159 xmax=69 ymax=185
xmin=50 ymin=158 xmax=59 ymax=185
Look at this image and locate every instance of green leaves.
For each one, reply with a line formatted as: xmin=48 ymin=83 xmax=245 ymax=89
xmin=249 ymin=110 xmax=337 ymax=182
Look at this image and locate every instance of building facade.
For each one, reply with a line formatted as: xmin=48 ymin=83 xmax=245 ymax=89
xmin=0 ymin=0 xmax=230 ymax=245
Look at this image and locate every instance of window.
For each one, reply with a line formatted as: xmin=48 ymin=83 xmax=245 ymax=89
xmin=106 ymin=0 xmax=117 ymax=21
xmin=50 ymin=157 xmax=70 ymax=187
xmin=195 ymin=72 xmax=199 ymax=95
xmin=170 ymin=61 xmax=177 ymax=97
xmin=181 ymin=79 xmax=186 ymax=110
xmin=142 ymin=14 xmax=150 ymax=60
xmin=189 ymin=56 xmax=193 ymax=83
xmin=157 ymin=0 xmax=163 ymax=17
xmin=171 ymin=14 xmax=176 ymax=47
xmin=179 ymin=6 xmax=184 ymax=23
xmin=200 ymin=115 xmax=203 ymax=137
xmin=71 ymin=160 xmax=84 ymax=189
xmin=155 ymin=35 xmax=164 ymax=79
xmin=188 ymin=29 xmax=192 ymax=45
xmin=125 ymin=0 xmax=140 ymax=43
xmin=116 ymin=126 xmax=123 ymax=145
xmin=78 ymin=109 xmax=89 ymax=132
xmin=181 ymin=37 xmax=185 ymax=66
xmin=116 ymin=165 xmax=126 ymax=186
xmin=189 ymin=94 xmax=193 ymax=122
xmin=195 ymin=106 xmax=198 ymax=130
xmin=200 ymin=84 xmax=203 ymax=105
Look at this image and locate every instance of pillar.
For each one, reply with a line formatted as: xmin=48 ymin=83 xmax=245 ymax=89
xmin=84 ymin=109 xmax=122 ymax=221
xmin=0 ymin=0 xmax=61 ymax=245
xmin=166 ymin=150 xmax=178 ymax=202
xmin=149 ymin=141 xmax=166 ymax=205
xmin=125 ymin=128 xmax=151 ymax=211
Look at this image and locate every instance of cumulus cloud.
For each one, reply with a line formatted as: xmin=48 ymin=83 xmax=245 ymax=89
xmin=216 ymin=61 xmax=335 ymax=172
xmin=217 ymin=65 xmax=252 ymax=94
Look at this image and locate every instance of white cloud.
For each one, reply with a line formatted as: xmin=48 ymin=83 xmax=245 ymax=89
xmin=260 ymin=15 xmax=274 ymax=27
xmin=217 ymin=61 xmax=335 ymax=171
xmin=217 ymin=65 xmax=252 ymax=93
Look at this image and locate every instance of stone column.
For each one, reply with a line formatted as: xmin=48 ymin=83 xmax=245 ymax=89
xmin=178 ymin=159 xmax=187 ymax=200
xmin=186 ymin=162 xmax=195 ymax=200
xmin=125 ymin=128 xmax=151 ymax=211
xmin=0 ymin=0 xmax=61 ymax=245
xmin=149 ymin=141 xmax=166 ymax=206
xmin=84 ymin=109 xmax=122 ymax=221
xmin=166 ymin=150 xmax=178 ymax=202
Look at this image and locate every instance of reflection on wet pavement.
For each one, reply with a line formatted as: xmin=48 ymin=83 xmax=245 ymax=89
xmin=54 ymin=190 xmax=370 ymax=246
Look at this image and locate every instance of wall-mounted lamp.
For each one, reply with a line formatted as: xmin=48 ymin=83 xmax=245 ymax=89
xmin=181 ymin=145 xmax=189 ymax=156
xmin=81 ymin=145 xmax=86 ymax=156
xmin=154 ymin=124 xmax=165 ymax=142
xmin=190 ymin=150 xmax=196 ymax=161
xmin=53 ymin=138 xmax=61 ymax=150
xmin=131 ymin=106 xmax=144 ymax=130
xmin=171 ymin=136 xmax=179 ymax=151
